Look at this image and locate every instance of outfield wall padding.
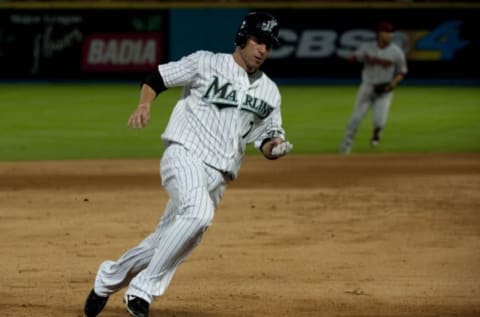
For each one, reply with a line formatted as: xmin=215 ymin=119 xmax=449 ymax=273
xmin=0 ymin=3 xmax=478 ymax=83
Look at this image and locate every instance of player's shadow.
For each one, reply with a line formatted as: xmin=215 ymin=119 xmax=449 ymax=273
xmin=107 ymin=307 xmax=221 ymax=317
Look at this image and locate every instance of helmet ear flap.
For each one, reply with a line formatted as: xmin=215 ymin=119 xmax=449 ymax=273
xmin=235 ymin=30 xmax=248 ymax=48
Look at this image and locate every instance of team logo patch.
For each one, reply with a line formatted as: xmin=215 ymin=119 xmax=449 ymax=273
xmin=203 ymin=76 xmax=274 ymax=118
xmin=240 ymin=95 xmax=273 ymax=119
xmin=202 ymin=76 xmax=237 ymax=109
xmin=260 ymin=20 xmax=277 ymax=33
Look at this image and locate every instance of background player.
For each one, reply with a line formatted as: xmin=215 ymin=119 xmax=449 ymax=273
xmin=339 ymin=21 xmax=408 ymax=154
xmin=83 ymin=11 xmax=292 ymax=317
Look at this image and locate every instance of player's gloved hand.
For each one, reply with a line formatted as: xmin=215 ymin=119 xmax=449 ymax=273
xmin=128 ymin=103 xmax=151 ymax=128
xmin=261 ymin=138 xmax=293 ymax=160
xmin=271 ymin=141 xmax=293 ymax=156
xmin=373 ymin=82 xmax=394 ymax=94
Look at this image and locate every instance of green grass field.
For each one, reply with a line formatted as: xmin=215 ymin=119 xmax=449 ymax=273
xmin=1 ymin=83 xmax=479 ymax=161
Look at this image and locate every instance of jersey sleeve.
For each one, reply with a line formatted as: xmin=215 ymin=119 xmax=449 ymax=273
xmin=252 ymin=110 xmax=285 ymax=149
xmin=157 ymin=50 xmax=209 ymax=87
xmin=248 ymin=87 xmax=286 ymax=148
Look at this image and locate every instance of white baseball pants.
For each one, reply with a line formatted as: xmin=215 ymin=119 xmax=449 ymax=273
xmin=93 ymin=143 xmax=228 ymax=303
xmin=341 ymin=83 xmax=393 ymax=149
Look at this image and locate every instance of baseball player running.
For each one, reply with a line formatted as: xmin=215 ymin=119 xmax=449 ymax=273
xmin=339 ymin=21 xmax=407 ymax=154
xmin=83 ymin=12 xmax=292 ymax=317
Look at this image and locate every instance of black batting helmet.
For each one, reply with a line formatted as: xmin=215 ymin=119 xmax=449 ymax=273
xmin=235 ymin=12 xmax=280 ymax=49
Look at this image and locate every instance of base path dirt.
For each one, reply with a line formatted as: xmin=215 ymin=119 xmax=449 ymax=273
xmin=1 ymin=153 xmax=479 ymax=317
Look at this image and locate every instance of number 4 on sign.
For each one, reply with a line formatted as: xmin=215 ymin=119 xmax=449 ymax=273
xmin=416 ymin=20 xmax=469 ymax=60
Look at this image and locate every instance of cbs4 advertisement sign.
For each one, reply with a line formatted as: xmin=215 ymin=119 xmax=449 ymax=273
xmin=263 ymin=8 xmax=479 ymax=80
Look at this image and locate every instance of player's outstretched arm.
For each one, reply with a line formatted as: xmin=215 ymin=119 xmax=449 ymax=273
xmin=128 ymin=70 xmax=169 ymax=129
xmin=260 ymin=138 xmax=293 ymax=160
xmin=127 ymin=84 xmax=157 ymax=129
xmin=390 ymin=73 xmax=405 ymax=88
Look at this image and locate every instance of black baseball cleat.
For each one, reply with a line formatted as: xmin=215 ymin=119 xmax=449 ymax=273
xmin=84 ymin=289 xmax=109 ymax=317
xmin=124 ymin=294 xmax=150 ymax=317
xmin=371 ymin=127 xmax=382 ymax=148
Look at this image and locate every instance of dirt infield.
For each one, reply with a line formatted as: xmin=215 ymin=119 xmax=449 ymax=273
xmin=1 ymin=154 xmax=479 ymax=317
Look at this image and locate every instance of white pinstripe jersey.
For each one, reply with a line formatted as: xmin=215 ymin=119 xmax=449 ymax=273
xmin=158 ymin=50 xmax=285 ymax=179
xmin=354 ymin=42 xmax=408 ymax=85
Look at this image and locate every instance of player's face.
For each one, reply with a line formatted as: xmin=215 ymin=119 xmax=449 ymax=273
xmin=240 ymin=35 xmax=270 ymax=73
xmin=377 ymin=31 xmax=393 ymax=47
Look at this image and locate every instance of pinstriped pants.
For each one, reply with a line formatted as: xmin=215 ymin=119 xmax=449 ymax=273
xmin=93 ymin=143 xmax=228 ymax=303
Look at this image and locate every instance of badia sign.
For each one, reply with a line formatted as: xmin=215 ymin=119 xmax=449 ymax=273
xmin=0 ymin=9 xmax=168 ymax=80
xmin=82 ymin=33 xmax=163 ymax=72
